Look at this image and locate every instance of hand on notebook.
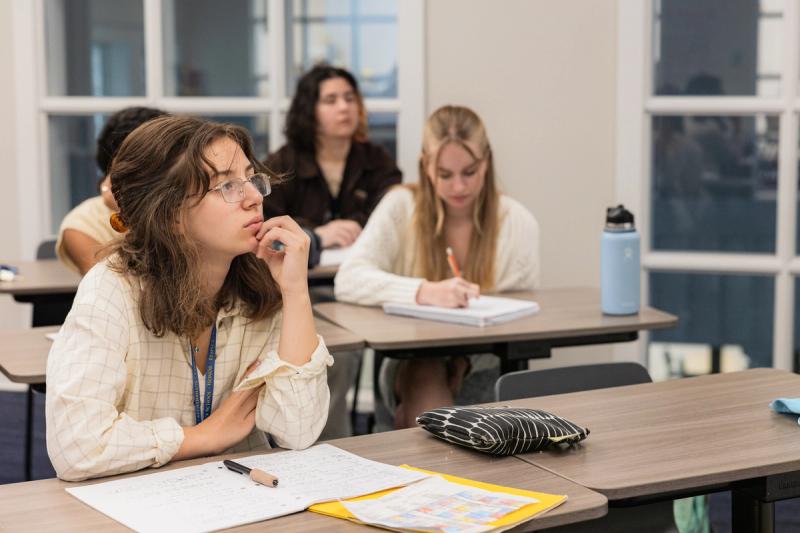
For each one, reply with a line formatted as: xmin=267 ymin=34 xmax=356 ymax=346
xmin=416 ymin=277 xmax=480 ymax=308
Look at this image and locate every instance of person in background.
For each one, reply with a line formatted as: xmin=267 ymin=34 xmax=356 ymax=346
xmin=263 ymin=64 xmax=402 ymax=267
xmin=46 ymin=116 xmax=331 ymax=481
xmin=56 ymin=106 xmax=168 ymax=275
xmin=335 ymin=105 xmax=540 ymax=429
xmin=264 ymin=65 xmax=401 ymax=439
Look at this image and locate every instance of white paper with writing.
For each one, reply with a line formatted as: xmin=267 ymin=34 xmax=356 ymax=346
xmin=66 ymin=444 xmax=428 ymax=533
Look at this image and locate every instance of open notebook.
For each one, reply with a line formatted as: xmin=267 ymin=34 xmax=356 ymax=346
xmin=65 ymin=444 xmax=428 ymax=533
xmin=383 ymin=295 xmax=539 ymax=327
xmin=319 ymin=245 xmax=353 ymax=266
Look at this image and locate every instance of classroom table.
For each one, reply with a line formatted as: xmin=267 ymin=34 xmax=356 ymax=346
xmin=0 ymin=259 xmax=338 ymax=298
xmin=0 ymin=259 xmax=81 ymax=297
xmin=0 ymin=319 xmax=364 ymax=385
xmin=0 ymin=318 xmax=364 ymax=482
xmin=0 ymin=259 xmax=81 ymax=326
xmin=315 ymin=287 xmax=678 ymax=373
xmin=0 ymin=259 xmax=340 ymax=326
xmin=504 ymin=368 xmax=800 ymax=533
xmin=0 ymin=427 xmax=608 ymax=532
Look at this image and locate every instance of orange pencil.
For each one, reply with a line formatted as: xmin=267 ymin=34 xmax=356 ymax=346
xmin=446 ymin=247 xmax=462 ymax=278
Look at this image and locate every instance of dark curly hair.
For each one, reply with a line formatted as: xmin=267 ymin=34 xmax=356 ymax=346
xmin=285 ymin=64 xmax=368 ymax=153
xmin=96 ymin=106 xmax=168 ymax=176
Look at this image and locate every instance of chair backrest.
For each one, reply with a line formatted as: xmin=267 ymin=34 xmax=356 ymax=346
xmin=36 ymin=239 xmax=57 ymax=260
xmin=31 ymin=239 xmax=73 ymax=327
xmin=495 ymin=362 xmax=652 ymax=402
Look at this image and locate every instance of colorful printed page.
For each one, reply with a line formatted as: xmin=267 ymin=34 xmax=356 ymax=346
xmin=343 ymin=475 xmax=537 ymax=533
xmin=310 ymin=465 xmax=567 ymax=531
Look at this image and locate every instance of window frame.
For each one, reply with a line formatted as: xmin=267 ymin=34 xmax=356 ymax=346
xmin=12 ymin=0 xmax=425 ymax=254
xmin=617 ymin=0 xmax=800 ymax=370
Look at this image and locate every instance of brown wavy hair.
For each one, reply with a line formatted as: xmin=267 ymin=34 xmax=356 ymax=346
xmin=107 ymin=115 xmax=282 ymax=338
xmin=410 ymin=105 xmax=500 ymax=290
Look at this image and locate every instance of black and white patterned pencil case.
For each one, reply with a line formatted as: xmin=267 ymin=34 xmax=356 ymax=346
xmin=416 ymin=406 xmax=589 ymax=456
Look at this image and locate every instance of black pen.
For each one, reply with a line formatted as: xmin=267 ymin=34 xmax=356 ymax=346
xmin=223 ymin=459 xmax=279 ymax=487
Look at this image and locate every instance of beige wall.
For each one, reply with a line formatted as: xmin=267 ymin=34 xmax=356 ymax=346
xmin=426 ymin=1 xmax=621 ymax=366
xmin=0 ymin=1 xmax=28 ymax=332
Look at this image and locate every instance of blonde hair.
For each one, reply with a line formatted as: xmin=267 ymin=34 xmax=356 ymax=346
xmin=410 ymin=105 xmax=500 ymax=289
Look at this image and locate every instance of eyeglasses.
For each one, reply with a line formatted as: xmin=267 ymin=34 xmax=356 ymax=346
xmin=208 ymin=173 xmax=271 ymax=203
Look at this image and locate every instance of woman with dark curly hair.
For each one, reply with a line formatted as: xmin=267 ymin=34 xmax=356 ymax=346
xmin=46 ymin=115 xmax=331 ymax=481
xmin=263 ymin=64 xmax=401 ymax=267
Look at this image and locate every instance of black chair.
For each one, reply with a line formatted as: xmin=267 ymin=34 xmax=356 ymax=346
xmin=494 ymin=362 xmax=652 ymax=401
xmin=31 ymin=239 xmax=74 ymax=327
xmin=495 ymin=362 xmax=679 ymax=533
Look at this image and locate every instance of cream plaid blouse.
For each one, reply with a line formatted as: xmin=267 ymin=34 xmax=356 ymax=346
xmin=46 ymin=261 xmax=332 ymax=481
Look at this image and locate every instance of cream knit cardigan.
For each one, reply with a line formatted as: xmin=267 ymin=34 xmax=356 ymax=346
xmin=334 ymin=187 xmax=540 ymax=306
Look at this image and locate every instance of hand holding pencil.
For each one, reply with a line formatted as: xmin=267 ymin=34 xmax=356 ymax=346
xmin=415 ymin=247 xmax=480 ymax=308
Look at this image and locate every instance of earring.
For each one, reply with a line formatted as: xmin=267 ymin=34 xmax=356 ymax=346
xmin=110 ymin=212 xmax=128 ymax=233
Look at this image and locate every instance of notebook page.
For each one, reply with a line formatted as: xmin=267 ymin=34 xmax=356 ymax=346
xmin=319 ymin=245 xmax=353 ymax=266
xmin=383 ymin=296 xmax=539 ymax=327
xmin=66 ymin=444 xmax=428 ymax=533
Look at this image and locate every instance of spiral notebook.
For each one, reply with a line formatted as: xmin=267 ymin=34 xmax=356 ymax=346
xmin=383 ymin=295 xmax=539 ymax=327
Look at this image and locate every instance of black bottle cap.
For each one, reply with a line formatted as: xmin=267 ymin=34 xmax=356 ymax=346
xmin=606 ymin=204 xmax=634 ymax=225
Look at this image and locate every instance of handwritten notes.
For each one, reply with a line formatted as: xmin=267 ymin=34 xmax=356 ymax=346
xmin=66 ymin=444 xmax=428 ymax=533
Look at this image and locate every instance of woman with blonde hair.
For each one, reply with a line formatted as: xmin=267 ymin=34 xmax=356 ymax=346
xmin=46 ymin=116 xmax=331 ymax=481
xmin=335 ymin=105 xmax=540 ymax=428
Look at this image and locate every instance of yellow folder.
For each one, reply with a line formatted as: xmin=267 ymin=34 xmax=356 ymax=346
xmin=309 ymin=465 xmax=567 ymax=530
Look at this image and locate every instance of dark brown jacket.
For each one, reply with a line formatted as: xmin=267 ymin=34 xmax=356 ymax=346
xmin=263 ymin=141 xmax=402 ymax=229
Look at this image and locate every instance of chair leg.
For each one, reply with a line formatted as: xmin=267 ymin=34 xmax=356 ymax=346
xmin=25 ymin=385 xmax=34 ymax=481
xmin=350 ymin=352 xmax=363 ymax=434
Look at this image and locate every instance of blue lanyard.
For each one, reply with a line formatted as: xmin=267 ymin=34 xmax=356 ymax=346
xmin=190 ymin=325 xmax=217 ymax=425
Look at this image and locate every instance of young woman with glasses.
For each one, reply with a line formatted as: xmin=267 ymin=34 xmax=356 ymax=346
xmin=46 ymin=115 xmax=331 ymax=481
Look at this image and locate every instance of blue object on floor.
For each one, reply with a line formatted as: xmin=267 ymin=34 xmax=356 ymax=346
xmin=770 ymin=398 xmax=800 ymax=424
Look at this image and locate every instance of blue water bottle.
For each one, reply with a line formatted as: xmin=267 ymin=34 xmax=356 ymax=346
xmin=601 ymin=205 xmax=640 ymax=315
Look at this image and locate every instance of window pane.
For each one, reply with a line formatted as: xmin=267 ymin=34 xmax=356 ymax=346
xmin=48 ymin=115 xmax=108 ymax=234
xmin=285 ymin=0 xmax=398 ymax=98
xmin=368 ymin=113 xmax=397 ymax=160
xmin=45 ymin=0 xmax=145 ymax=96
xmin=652 ymin=0 xmax=783 ymax=97
xmin=649 ymin=272 xmax=774 ymax=375
xmin=163 ymin=0 xmax=269 ymax=96
xmin=650 ymin=114 xmax=778 ymax=252
xmin=200 ymin=115 xmax=270 ymax=161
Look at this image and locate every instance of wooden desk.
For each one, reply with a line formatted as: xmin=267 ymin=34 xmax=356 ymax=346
xmin=0 ymin=259 xmax=338 ymax=296
xmin=0 ymin=319 xmax=364 ymax=386
xmin=0 ymin=428 xmax=607 ymax=532
xmin=507 ymin=368 xmax=800 ymax=533
xmin=0 ymin=260 xmax=80 ymax=297
xmin=315 ymin=288 xmax=677 ymax=372
xmin=308 ymin=263 xmax=338 ymax=282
